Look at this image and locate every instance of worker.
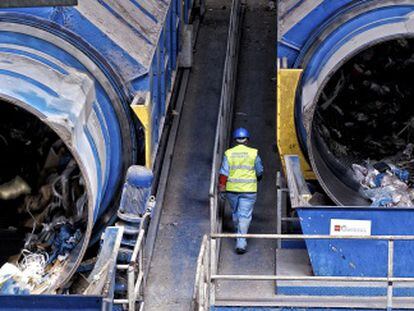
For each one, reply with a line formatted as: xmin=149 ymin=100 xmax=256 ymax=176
xmin=218 ymin=127 xmax=263 ymax=254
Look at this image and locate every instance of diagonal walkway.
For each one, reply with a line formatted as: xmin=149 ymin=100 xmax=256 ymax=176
xmin=216 ymin=0 xmax=279 ymax=302
xmin=144 ymin=2 xmax=231 ymax=310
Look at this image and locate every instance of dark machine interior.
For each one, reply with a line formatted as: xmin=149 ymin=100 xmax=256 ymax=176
xmin=0 ymin=103 xmax=86 ymax=269
xmin=313 ymin=38 xmax=414 ymax=187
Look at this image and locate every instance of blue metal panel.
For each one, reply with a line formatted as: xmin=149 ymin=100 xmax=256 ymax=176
xmin=277 ymin=285 xmax=387 ymax=296
xmin=0 ymin=295 xmax=103 ymax=310
xmin=212 ymin=308 xmax=402 ymax=311
xmin=297 ymin=207 xmax=414 ymax=277
xmin=1 ymin=1 xmax=172 ymax=84
xmin=297 ymin=6 xmax=414 ymax=76
xmin=277 ymin=0 xmax=414 ymax=161
xmin=278 ymin=0 xmax=355 ymax=67
xmin=165 ymin=8 xmax=175 ymax=91
xmin=173 ymin=0 xmax=179 ymax=68
xmin=0 ymin=0 xmax=78 ymax=6
xmin=281 ymin=240 xmax=306 ymax=249
xmin=160 ymin=30 xmax=167 ymax=116
xmin=277 ymin=283 xmax=414 ymax=297
xmin=150 ymin=46 xmax=161 ymax=157
xmin=166 ymin=7 xmax=173 ymax=91
xmin=0 ymin=30 xmax=124 ymax=216
xmin=0 ymin=0 xmax=183 ymax=291
xmin=0 ymin=0 xmax=183 ymax=169
xmin=185 ymin=0 xmax=193 ymax=23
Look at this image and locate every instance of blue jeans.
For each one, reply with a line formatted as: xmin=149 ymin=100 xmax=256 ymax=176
xmin=226 ymin=192 xmax=257 ymax=249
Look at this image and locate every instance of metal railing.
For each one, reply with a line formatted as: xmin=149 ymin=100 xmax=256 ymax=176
xmin=192 ymin=235 xmax=210 ymax=311
xmin=193 ymin=232 xmax=414 ymax=309
xmin=209 ymin=0 xmax=244 ymax=235
xmin=209 ymin=233 xmax=414 ymax=309
xmin=202 ymin=0 xmax=244 ymax=308
xmin=114 ymin=212 xmax=150 ymax=311
xmin=192 ymin=0 xmax=414 ymax=300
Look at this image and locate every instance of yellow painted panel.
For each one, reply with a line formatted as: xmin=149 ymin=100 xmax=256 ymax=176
xmin=131 ymin=104 xmax=152 ymax=169
xmin=277 ymin=69 xmax=315 ymax=180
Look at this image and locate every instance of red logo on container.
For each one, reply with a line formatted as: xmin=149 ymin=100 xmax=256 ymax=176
xmin=334 ymin=225 xmax=341 ymax=232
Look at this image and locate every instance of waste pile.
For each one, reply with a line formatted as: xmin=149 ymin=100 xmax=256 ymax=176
xmin=314 ymin=38 xmax=414 ymax=165
xmin=312 ymin=38 xmax=414 ymax=206
xmin=0 ymin=105 xmax=86 ymax=293
xmin=353 ymin=160 xmax=414 ymax=207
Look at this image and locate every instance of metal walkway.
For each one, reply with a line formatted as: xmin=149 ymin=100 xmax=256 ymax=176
xmin=143 ymin=2 xmax=231 ymax=310
xmin=216 ymin=0 xmax=278 ymax=303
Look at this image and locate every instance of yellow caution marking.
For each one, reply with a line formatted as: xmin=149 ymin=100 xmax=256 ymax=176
xmin=131 ymin=93 xmax=152 ymax=169
xmin=277 ymin=68 xmax=315 ymax=180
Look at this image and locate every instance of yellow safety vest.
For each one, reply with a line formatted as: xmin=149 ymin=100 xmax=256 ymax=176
xmin=225 ymin=144 xmax=258 ymax=193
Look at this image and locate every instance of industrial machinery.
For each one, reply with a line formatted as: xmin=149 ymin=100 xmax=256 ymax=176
xmin=275 ymin=0 xmax=414 ymax=308
xmin=278 ymin=0 xmax=414 ymax=206
xmin=195 ymin=1 xmax=414 ymax=310
xmin=0 ymin=0 xmax=196 ymax=304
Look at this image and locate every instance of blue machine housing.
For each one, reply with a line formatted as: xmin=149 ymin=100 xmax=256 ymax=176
xmin=0 ymin=0 xmax=188 ymax=291
xmin=274 ymin=206 xmax=414 ymax=301
xmin=278 ymin=1 xmax=414 ymax=205
xmin=298 ymin=207 xmax=414 ymax=278
xmin=276 ymin=3 xmax=414 ymax=306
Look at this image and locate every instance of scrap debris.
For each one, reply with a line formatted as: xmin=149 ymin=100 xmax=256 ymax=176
xmin=315 ymin=39 xmax=414 ymax=163
xmin=0 ymin=105 xmax=87 ymax=293
xmin=314 ymin=38 xmax=414 ymax=206
xmin=0 ymin=176 xmax=31 ymax=201
xmin=353 ymin=161 xmax=414 ymax=207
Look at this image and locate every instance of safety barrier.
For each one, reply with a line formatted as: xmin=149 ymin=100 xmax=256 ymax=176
xmin=192 ymin=235 xmax=210 ymax=311
xmin=113 ymin=229 xmax=145 ymax=311
xmin=204 ymin=0 xmax=244 ymax=308
xmin=193 ymin=231 xmax=414 ymax=309
xmin=209 ymin=0 xmax=244 ymax=237
xmin=113 ymin=211 xmax=150 ymax=311
xmin=209 ymin=233 xmax=414 ymax=309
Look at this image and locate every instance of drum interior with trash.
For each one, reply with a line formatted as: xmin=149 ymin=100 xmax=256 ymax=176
xmin=0 ymin=103 xmax=87 ymax=294
xmin=313 ymin=38 xmax=414 ymax=207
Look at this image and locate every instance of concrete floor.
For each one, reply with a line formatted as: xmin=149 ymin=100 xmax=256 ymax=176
xmin=216 ymin=0 xmax=278 ymax=302
xmin=143 ymin=2 xmax=231 ymax=310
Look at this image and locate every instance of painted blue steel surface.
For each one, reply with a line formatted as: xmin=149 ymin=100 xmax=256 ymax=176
xmin=277 ymin=285 xmax=387 ymax=296
xmin=0 ymin=29 xmax=124 ymax=220
xmin=297 ymin=207 xmax=414 ymax=277
xmin=0 ymin=0 xmax=188 ymax=223
xmin=0 ymin=295 xmax=103 ymax=310
xmin=0 ymin=0 xmax=192 ymax=293
xmin=185 ymin=0 xmax=194 ymax=23
xmin=3 ymin=1 xmax=176 ymax=83
xmin=125 ymin=165 xmax=153 ymax=188
xmin=119 ymin=165 xmax=153 ymax=218
xmin=281 ymin=240 xmax=306 ymax=249
xmin=277 ymin=1 xmax=412 ymax=66
xmin=212 ymin=307 xmax=403 ymax=311
xmin=279 ymin=0 xmax=353 ymax=67
xmin=277 ymin=1 xmax=414 ymax=154
xmin=296 ymin=6 xmax=413 ymax=80
xmin=277 ymin=283 xmax=414 ymax=297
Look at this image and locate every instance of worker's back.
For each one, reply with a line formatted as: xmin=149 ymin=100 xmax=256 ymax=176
xmin=225 ymin=144 xmax=258 ymax=193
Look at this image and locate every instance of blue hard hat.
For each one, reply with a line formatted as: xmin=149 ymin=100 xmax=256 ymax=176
xmin=233 ymin=127 xmax=250 ymax=140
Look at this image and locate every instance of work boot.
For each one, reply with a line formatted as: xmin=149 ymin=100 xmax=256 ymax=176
xmin=235 ymin=247 xmax=247 ymax=255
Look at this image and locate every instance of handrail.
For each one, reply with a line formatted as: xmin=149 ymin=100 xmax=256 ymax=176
xmin=202 ymin=0 xmax=244 ymax=309
xmin=209 ymin=0 xmax=244 ymax=235
xmin=208 ymin=232 xmax=414 ymax=309
xmin=211 ymin=233 xmax=414 ymax=240
xmin=210 ymin=275 xmax=414 ymax=282
xmin=113 ymin=216 xmax=148 ymax=311
xmin=192 ymin=235 xmax=210 ymax=311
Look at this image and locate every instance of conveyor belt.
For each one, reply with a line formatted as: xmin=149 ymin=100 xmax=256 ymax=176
xmin=143 ymin=2 xmax=231 ymax=310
